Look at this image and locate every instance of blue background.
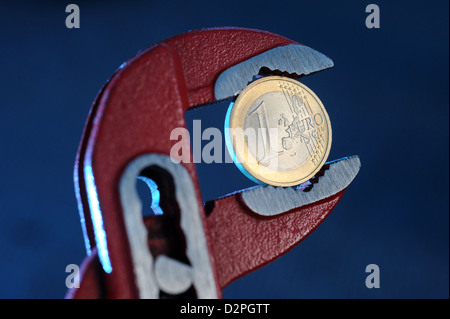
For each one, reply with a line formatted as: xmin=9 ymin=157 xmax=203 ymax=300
xmin=0 ymin=1 xmax=448 ymax=298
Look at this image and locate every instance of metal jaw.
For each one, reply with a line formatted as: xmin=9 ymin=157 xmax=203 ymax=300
xmin=215 ymin=44 xmax=334 ymax=100
xmin=241 ymin=156 xmax=361 ymax=216
xmin=68 ymin=27 xmax=360 ymax=299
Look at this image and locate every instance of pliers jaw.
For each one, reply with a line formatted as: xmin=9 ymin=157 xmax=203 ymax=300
xmin=214 ymin=43 xmax=334 ymax=100
xmin=69 ymin=27 xmax=360 ymax=299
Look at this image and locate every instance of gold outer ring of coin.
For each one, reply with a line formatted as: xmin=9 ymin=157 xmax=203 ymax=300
xmin=227 ymin=75 xmax=332 ymax=187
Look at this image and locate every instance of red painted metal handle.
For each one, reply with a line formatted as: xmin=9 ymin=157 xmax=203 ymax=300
xmin=209 ymin=191 xmax=345 ymax=289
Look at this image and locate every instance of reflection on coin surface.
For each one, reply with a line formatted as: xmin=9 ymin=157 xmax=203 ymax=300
xmin=225 ymin=76 xmax=332 ymax=186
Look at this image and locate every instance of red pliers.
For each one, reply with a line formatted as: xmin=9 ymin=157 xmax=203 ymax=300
xmin=67 ymin=27 xmax=360 ymax=298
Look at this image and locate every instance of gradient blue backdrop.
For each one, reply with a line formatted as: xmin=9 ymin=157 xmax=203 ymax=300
xmin=0 ymin=1 xmax=448 ymax=298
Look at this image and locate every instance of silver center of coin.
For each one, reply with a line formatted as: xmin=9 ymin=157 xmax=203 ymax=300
xmin=244 ymin=91 xmax=321 ymax=171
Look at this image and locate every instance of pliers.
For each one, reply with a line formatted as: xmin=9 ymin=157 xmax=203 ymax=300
xmin=67 ymin=27 xmax=360 ymax=299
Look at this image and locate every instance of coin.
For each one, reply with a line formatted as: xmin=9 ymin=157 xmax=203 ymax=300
xmin=225 ymin=76 xmax=332 ymax=186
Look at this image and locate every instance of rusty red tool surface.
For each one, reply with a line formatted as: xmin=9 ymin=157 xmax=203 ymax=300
xmin=67 ymin=27 xmax=356 ymax=299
